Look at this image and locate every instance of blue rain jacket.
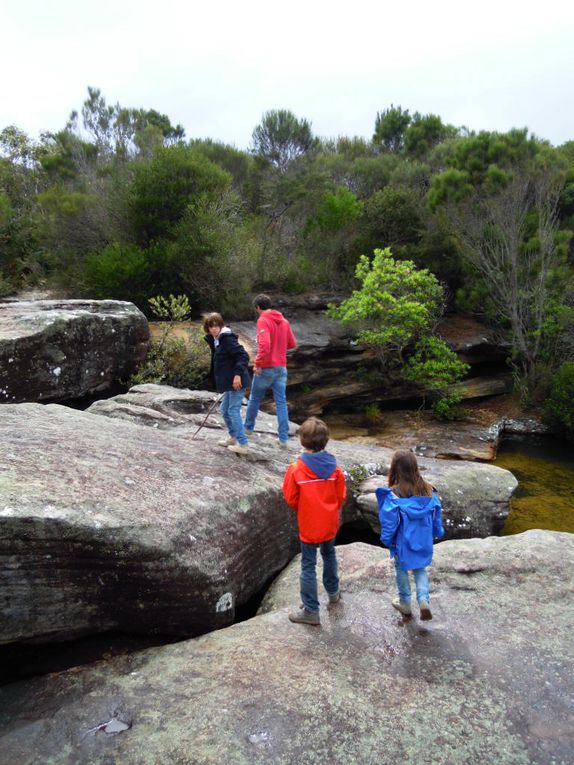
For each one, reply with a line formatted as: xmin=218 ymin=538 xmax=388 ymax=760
xmin=376 ymin=487 xmax=444 ymax=571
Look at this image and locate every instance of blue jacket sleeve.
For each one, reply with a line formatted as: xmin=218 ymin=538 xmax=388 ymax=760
xmin=432 ymin=493 xmax=445 ymax=540
xmin=376 ymin=488 xmax=400 ymax=548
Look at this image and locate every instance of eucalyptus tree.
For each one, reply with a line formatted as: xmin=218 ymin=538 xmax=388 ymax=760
xmin=428 ymin=129 xmax=573 ymax=399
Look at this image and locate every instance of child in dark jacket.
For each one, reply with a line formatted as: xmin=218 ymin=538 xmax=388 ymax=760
xmin=282 ymin=417 xmax=346 ymax=626
xmin=203 ymin=313 xmax=251 ymax=455
xmin=376 ymin=450 xmax=444 ymax=620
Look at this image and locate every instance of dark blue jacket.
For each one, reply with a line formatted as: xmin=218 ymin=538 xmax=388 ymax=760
xmin=376 ymin=487 xmax=444 ymax=571
xmin=204 ymin=329 xmax=251 ymax=393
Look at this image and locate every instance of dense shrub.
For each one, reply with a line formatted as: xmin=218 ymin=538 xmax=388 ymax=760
xmin=82 ymin=243 xmax=183 ymax=313
xmin=543 ymin=361 xmax=574 ymax=441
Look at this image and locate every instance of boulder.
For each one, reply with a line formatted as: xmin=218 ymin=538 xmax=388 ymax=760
xmin=86 ymin=383 xmax=300 ymax=438
xmin=1 ymin=532 xmax=572 ymax=765
xmin=353 ymin=453 xmax=516 ymax=539
xmin=0 ymin=299 xmax=149 ymax=403
xmin=0 ymin=394 xmax=517 ymax=647
xmin=0 ymin=402 xmax=298 ymax=645
xmin=89 ymin=386 xmax=517 ymax=539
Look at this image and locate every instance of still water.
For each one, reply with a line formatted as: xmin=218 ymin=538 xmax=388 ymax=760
xmin=494 ymin=435 xmax=574 ymax=535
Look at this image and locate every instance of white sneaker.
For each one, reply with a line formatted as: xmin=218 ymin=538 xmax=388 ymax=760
xmin=217 ymin=436 xmax=237 ymax=447
xmin=228 ymin=443 xmax=250 ymax=456
xmin=277 ymin=441 xmax=289 ymax=450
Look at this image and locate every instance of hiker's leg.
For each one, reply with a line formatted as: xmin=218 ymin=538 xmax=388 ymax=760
xmin=300 ymin=542 xmax=319 ymax=613
xmin=270 ymin=366 xmax=289 ymax=444
xmin=413 ymin=567 xmax=430 ymax=604
xmin=227 ymin=389 xmax=248 ymax=445
xmin=320 ymin=538 xmax=339 ymax=596
xmin=244 ymin=370 xmax=271 ymax=432
xmin=394 ymin=558 xmax=412 ymax=603
xmin=219 ymin=392 xmax=234 ymax=437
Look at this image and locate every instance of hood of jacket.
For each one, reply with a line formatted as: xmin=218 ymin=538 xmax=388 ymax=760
xmin=262 ymin=309 xmax=286 ymax=325
xmin=300 ymin=451 xmax=337 ymax=479
xmin=375 ymin=487 xmax=441 ymax=519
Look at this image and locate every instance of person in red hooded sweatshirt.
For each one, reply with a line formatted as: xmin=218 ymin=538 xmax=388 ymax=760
xmin=282 ymin=417 xmax=347 ymax=625
xmin=244 ymin=294 xmax=297 ymax=448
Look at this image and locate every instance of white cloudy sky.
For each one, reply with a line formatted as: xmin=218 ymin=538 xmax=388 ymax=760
xmin=2 ymin=0 xmax=574 ymax=149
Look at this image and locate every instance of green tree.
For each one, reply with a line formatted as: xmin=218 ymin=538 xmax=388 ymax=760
xmin=328 ymin=247 xmax=444 ymax=362
xmin=130 ymin=145 xmax=231 ymax=245
xmin=360 ymin=186 xmax=422 ymax=252
xmin=404 ymin=113 xmax=457 ymax=158
xmin=404 ymin=336 xmax=469 ymax=419
xmin=429 ymin=147 xmax=572 ymax=398
xmin=373 ymin=105 xmax=411 ymax=152
xmin=251 ymin=109 xmax=318 ymax=172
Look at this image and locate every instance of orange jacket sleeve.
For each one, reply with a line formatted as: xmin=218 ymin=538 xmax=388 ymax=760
xmin=282 ymin=463 xmax=300 ymax=511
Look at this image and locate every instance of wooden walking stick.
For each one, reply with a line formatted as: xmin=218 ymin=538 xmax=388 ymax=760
xmin=191 ymin=394 xmax=223 ymax=439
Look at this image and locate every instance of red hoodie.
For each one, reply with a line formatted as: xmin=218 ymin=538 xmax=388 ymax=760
xmin=254 ymin=309 xmax=297 ymax=368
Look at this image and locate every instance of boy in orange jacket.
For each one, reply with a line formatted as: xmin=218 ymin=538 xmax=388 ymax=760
xmin=282 ymin=417 xmax=347 ymax=625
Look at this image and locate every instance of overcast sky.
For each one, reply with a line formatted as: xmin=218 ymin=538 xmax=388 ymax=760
xmin=2 ymin=0 xmax=574 ymax=150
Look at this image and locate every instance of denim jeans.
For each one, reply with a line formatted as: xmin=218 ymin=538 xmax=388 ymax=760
xmin=394 ymin=558 xmax=430 ymax=604
xmin=300 ymin=538 xmax=339 ymax=614
xmin=220 ymin=389 xmax=248 ymax=445
xmin=244 ymin=366 xmax=289 ymax=443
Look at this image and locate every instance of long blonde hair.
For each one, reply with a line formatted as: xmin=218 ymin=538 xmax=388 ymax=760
xmin=388 ymin=450 xmax=432 ymax=498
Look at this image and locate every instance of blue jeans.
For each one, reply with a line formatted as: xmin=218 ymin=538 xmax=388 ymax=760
xmin=300 ymin=539 xmax=339 ymax=614
xmin=220 ymin=389 xmax=248 ymax=445
xmin=394 ymin=558 xmax=429 ymax=604
xmin=244 ymin=366 xmax=289 ymax=443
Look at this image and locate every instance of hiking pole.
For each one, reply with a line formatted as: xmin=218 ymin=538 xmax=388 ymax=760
xmin=191 ymin=394 xmax=223 ymax=440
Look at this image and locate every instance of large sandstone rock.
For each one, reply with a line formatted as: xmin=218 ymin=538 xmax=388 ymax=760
xmin=234 ymin=301 xmax=511 ymax=416
xmin=0 ymin=392 xmax=517 ymax=647
xmin=86 ymin=383 xmax=300 ymax=438
xmin=0 ymin=402 xmax=298 ymax=645
xmin=1 ymin=532 xmax=571 ymax=764
xmin=0 ymin=299 xmax=149 ymax=403
xmin=88 ymin=385 xmax=518 ymax=539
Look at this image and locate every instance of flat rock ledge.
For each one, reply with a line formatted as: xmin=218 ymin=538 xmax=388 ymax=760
xmin=0 ymin=532 xmax=572 ymax=765
xmin=0 ymin=390 xmax=517 ymax=646
xmin=0 ymin=299 xmax=149 ymax=403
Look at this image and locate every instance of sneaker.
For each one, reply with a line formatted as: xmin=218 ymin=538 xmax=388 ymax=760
xmin=288 ymin=607 xmax=320 ymax=626
xmin=228 ymin=443 xmax=250 ymax=456
xmin=277 ymin=441 xmax=289 ymax=450
xmin=217 ymin=436 xmax=237 ymax=447
xmin=244 ymin=429 xmax=253 ymax=436
xmin=419 ymin=601 xmax=433 ymax=620
xmin=328 ymin=590 xmax=340 ymax=604
xmin=392 ymin=597 xmax=412 ymax=616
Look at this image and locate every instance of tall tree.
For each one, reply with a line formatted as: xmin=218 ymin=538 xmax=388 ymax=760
xmin=373 ymin=105 xmax=411 ymax=152
xmin=430 ymin=157 xmax=572 ymax=397
xmin=251 ymin=109 xmax=317 ymax=172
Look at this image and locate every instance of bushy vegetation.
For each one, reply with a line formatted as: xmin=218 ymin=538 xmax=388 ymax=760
xmin=1 ymin=88 xmax=573 ymax=404
xmin=129 ymin=295 xmax=211 ymax=389
xmin=543 ymin=361 xmax=574 ymax=442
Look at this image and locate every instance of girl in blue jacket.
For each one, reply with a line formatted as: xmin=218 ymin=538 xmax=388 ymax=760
xmin=376 ymin=450 xmax=444 ymax=620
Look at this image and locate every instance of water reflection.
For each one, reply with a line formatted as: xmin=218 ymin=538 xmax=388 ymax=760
xmin=494 ymin=435 xmax=574 ymax=535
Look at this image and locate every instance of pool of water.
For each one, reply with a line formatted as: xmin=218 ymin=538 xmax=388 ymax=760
xmin=494 ymin=435 xmax=574 ymax=535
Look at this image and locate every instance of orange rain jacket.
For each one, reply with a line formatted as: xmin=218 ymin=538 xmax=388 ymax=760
xmin=282 ymin=453 xmax=347 ymax=543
